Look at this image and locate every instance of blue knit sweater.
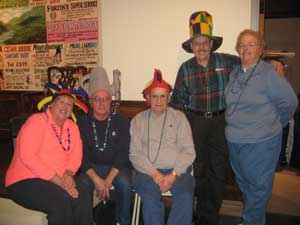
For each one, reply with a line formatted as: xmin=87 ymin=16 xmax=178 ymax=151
xmin=225 ymin=60 xmax=298 ymax=143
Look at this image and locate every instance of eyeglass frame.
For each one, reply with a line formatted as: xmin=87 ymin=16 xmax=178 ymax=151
xmin=90 ymin=96 xmax=112 ymax=104
xmin=237 ymin=42 xmax=261 ymax=49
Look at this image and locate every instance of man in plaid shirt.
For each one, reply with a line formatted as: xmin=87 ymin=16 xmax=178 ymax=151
xmin=170 ymin=11 xmax=239 ymax=225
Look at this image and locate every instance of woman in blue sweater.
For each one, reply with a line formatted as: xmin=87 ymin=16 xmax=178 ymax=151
xmin=224 ymin=29 xmax=298 ymax=225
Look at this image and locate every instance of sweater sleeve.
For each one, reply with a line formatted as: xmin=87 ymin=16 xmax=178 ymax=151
xmin=65 ymin=123 xmax=82 ymax=173
xmin=223 ymin=53 xmax=240 ymax=67
xmin=129 ymin=115 xmax=156 ymax=175
xmin=169 ymin=64 xmax=189 ymax=111
xmin=18 ymin=115 xmax=56 ymax=180
xmin=173 ymin=112 xmax=196 ymax=175
xmin=112 ymin=116 xmax=131 ymax=170
xmin=267 ymin=67 xmax=298 ymax=126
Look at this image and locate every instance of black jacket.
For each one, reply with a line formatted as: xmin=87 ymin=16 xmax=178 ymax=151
xmin=78 ymin=111 xmax=131 ymax=172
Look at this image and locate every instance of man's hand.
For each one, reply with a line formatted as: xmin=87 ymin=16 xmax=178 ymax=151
xmin=86 ymin=168 xmax=109 ymax=200
xmin=159 ymin=173 xmax=176 ymax=193
xmin=93 ymin=176 xmax=109 ymax=200
xmin=150 ymin=169 xmax=177 ymax=192
xmin=150 ymin=169 xmax=164 ymax=186
xmin=270 ymin=60 xmax=285 ymax=77
xmin=104 ymin=167 xmax=119 ymax=189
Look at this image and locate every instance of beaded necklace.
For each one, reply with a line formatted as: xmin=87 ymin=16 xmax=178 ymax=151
xmin=92 ymin=113 xmax=113 ymax=152
xmin=51 ymin=124 xmax=71 ymax=151
xmin=147 ymin=109 xmax=168 ymax=164
xmin=224 ymin=60 xmax=260 ymax=117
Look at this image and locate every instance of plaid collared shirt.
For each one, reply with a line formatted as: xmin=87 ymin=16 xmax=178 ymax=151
xmin=170 ymin=53 xmax=240 ymax=112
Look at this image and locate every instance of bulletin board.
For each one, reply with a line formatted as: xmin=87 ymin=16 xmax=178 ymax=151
xmin=0 ymin=0 xmax=100 ymax=91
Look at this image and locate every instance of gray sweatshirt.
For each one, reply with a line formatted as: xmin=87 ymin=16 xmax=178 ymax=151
xmin=130 ymin=107 xmax=195 ymax=176
xmin=225 ymin=60 xmax=298 ymax=143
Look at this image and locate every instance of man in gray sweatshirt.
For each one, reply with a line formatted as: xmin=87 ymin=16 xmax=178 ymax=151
xmin=130 ymin=69 xmax=196 ymax=225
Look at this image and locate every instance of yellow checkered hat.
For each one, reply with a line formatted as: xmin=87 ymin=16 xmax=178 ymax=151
xmin=182 ymin=11 xmax=223 ymax=53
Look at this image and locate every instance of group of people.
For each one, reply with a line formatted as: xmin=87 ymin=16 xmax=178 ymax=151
xmin=5 ymin=11 xmax=298 ymax=225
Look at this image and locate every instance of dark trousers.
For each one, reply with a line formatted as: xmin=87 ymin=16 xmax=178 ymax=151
xmin=79 ymin=165 xmax=132 ymax=225
xmin=7 ymin=178 xmax=93 ymax=225
xmin=186 ymin=112 xmax=228 ymax=225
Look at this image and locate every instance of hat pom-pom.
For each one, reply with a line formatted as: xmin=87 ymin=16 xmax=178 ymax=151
xmin=154 ymin=69 xmax=162 ymax=82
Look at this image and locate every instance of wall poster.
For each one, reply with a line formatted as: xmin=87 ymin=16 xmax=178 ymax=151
xmin=0 ymin=0 xmax=100 ymax=91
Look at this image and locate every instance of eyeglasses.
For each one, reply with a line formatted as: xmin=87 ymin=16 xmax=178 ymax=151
xmin=238 ymin=42 xmax=260 ymax=49
xmin=90 ymin=96 xmax=111 ymax=103
xmin=191 ymin=40 xmax=211 ymax=48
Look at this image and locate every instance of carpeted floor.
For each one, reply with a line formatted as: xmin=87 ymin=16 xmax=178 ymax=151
xmin=268 ymin=170 xmax=300 ymax=216
xmin=219 ymin=169 xmax=300 ymax=225
xmin=93 ymin=201 xmax=300 ymax=225
xmin=219 ymin=213 xmax=300 ymax=225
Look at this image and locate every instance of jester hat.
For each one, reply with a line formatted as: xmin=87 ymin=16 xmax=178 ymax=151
xmin=37 ymin=81 xmax=88 ymax=122
xmin=182 ymin=11 xmax=223 ymax=53
xmin=142 ymin=69 xmax=172 ymax=101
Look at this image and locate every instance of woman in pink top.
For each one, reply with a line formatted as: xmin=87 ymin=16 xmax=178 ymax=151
xmin=5 ymin=90 xmax=93 ymax=225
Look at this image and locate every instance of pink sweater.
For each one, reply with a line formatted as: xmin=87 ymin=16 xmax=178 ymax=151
xmin=5 ymin=109 xmax=82 ymax=187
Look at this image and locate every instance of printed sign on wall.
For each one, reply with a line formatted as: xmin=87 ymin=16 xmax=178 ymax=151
xmin=0 ymin=0 xmax=100 ymax=91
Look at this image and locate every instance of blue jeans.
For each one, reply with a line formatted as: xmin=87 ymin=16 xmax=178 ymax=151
xmin=134 ymin=167 xmax=195 ymax=225
xmin=227 ymin=133 xmax=282 ymax=225
xmin=79 ymin=164 xmax=132 ymax=225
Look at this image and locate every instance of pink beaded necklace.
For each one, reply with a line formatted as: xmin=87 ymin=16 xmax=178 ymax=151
xmin=51 ymin=124 xmax=71 ymax=151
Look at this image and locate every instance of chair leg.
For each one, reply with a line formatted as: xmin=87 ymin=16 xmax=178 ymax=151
xmin=136 ymin=194 xmax=141 ymax=225
xmin=131 ymin=193 xmax=141 ymax=225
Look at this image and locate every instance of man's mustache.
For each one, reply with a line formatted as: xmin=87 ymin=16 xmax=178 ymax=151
xmin=196 ymin=49 xmax=207 ymax=53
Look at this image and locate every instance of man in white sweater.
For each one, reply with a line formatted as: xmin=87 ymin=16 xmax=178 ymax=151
xmin=130 ymin=69 xmax=196 ymax=225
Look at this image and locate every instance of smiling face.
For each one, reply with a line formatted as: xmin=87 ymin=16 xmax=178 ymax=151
xmin=148 ymin=87 xmax=170 ymax=115
xmin=236 ymin=30 xmax=263 ymax=68
xmin=190 ymin=36 xmax=213 ymax=66
xmin=50 ymin=95 xmax=74 ymax=126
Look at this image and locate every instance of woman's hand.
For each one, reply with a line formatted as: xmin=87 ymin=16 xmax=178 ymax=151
xmin=65 ymin=186 xmax=79 ymax=199
xmin=50 ymin=173 xmax=78 ymax=198
xmin=62 ymin=170 xmax=76 ymax=190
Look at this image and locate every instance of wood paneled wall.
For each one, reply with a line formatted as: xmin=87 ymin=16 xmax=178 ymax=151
xmin=0 ymin=91 xmax=45 ymax=138
xmin=0 ymin=91 xmax=241 ymax=200
xmin=0 ymin=91 xmax=147 ymax=137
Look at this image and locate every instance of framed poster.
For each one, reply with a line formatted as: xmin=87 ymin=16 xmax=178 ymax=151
xmin=0 ymin=0 xmax=100 ymax=91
